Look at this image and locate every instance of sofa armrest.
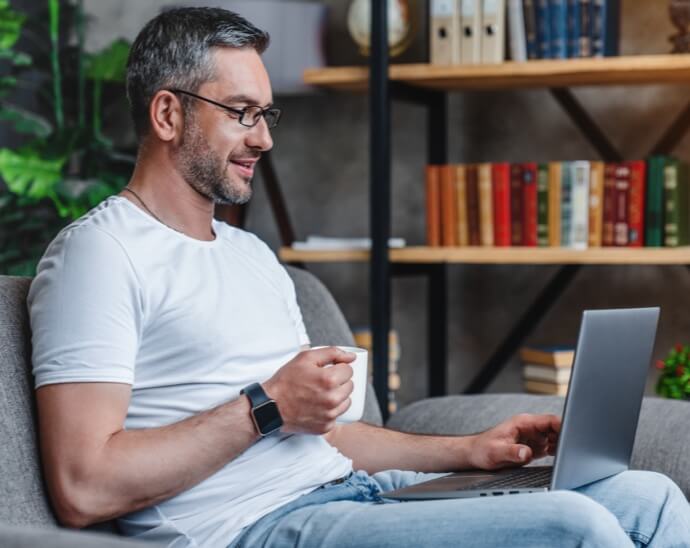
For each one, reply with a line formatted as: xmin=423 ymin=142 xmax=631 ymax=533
xmin=0 ymin=523 xmax=159 ymax=548
xmin=387 ymin=394 xmax=690 ymax=499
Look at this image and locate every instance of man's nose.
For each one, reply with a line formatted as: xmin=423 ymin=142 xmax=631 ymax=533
xmin=246 ymin=117 xmax=273 ymax=152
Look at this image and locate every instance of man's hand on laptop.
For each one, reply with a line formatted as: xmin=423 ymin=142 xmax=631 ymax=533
xmin=467 ymin=414 xmax=561 ymax=471
xmin=263 ymin=346 xmax=356 ymax=436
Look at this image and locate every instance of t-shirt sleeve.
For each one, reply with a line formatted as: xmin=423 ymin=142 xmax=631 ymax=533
xmin=28 ymin=225 xmax=143 ymax=388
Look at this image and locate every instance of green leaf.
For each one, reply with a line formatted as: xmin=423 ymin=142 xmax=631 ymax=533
xmin=0 ymin=103 xmax=52 ymax=137
xmin=0 ymin=7 xmax=26 ymax=51
xmin=0 ymin=148 xmax=66 ymax=200
xmin=85 ymin=39 xmax=130 ymax=83
xmin=0 ymin=49 xmax=31 ymax=65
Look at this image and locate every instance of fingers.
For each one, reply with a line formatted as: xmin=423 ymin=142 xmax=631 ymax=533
xmin=307 ymin=346 xmax=356 ymax=367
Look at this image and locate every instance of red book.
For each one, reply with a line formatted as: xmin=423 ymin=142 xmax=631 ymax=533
xmin=425 ymin=165 xmax=442 ymax=247
xmin=510 ymin=164 xmax=524 ymax=246
xmin=522 ymin=162 xmax=538 ymax=246
xmin=466 ymin=165 xmax=481 ymax=246
xmin=602 ymin=163 xmax=617 ymax=246
xmin=439 ymin=165 xmax=457 ymax=247
xmin=614 ymin=163 xmax=631 ymax=246
xmin=627 ymin=160 xmax=646 ymax=247
xmin=492 ymin=163 xmax=512 ymax=247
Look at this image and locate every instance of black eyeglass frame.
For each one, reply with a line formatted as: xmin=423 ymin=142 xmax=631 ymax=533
xmin=167 ymin=88 xmax=282 ymax=129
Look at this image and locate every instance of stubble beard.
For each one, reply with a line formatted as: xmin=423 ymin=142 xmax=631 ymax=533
xmin=176 ymin=114 xmax=253 ymax=205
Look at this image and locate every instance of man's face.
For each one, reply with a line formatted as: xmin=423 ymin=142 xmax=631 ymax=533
xmin=175 ymin=47 xmax=274 ymax=205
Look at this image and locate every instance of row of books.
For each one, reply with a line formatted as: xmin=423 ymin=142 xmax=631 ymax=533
xmin=430 ymin=0 xmax=619 ymax=66
xmin=425 ymin=158 xmax=689 ymax=248
xmin=520 ymin=345 xmax=574 ymax=395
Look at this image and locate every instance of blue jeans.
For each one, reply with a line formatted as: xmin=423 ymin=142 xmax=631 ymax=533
xmin=228 ymin=469 xmax=690 ymax=547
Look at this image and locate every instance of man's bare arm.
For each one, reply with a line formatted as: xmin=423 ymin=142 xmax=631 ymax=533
xmin=325 ymin=414 xmax=561 ymax=474
xmin=37 ymin=346 xmax=356 ymax=529
xmin=37 ymin=382 xmax=258 ymax=528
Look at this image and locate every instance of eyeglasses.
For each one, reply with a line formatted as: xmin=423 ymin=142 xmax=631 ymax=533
xmin=167 ymin=88 xmax=282 ymax=129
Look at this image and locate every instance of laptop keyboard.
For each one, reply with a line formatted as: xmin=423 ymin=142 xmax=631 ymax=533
xmin=472 ymin=467 xmax=553 ymax=490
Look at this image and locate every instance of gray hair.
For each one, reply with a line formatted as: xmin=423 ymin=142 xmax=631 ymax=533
xmin=126 ymin=7 xmax=270 ymax=138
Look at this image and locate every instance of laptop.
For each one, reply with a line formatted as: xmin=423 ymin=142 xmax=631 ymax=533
xmin=383 ymin=307 xmax=660 ymax=500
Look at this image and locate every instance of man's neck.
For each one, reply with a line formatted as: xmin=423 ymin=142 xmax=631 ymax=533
xmin=121 ymin=149 xmax=216 ymax=242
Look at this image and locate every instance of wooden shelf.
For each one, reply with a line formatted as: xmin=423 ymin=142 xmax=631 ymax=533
xmin=280 ymin=246 xmax=690 ymax=265
xmin=304 ymin=54 xmax=690 ymax=92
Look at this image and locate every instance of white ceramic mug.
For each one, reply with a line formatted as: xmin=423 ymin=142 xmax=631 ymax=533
xmin=312 ymin=345 xmax=368 ymax=423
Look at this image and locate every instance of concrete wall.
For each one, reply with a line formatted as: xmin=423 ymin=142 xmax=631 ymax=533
xmin=81 ymin=0 xmax=690 ymax=406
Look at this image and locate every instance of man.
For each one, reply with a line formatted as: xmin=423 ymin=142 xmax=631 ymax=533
xmin=28 ymin=7 xmax=690 ymax=548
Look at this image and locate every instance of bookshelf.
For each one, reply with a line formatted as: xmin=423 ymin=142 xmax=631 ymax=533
xmin=289 ymin=4 xmax=690 ymax=419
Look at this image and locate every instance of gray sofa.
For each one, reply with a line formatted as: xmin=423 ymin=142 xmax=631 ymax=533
xmin=1 ymin=267 xmax=689 ymax=546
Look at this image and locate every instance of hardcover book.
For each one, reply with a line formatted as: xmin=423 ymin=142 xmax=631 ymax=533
xmin=525 ymin=380 xmax=569 ymax=396
xmin=613 ymin=163 xmax=630 ymax=246
xmin=478 ymin=163 xmax=495 ymax=246
xmin=523 ymin=0 xmax=539 ymax=58
xmin=537 ymin=163 xmax=550 ymax=246
xmin=591 ymin=0 xmax=620 ymax=57
xmin=535 ymin=0 xmax=552 ymax=58
xmin=627 ymin=160 xmax=646 ymax=247
xmin=602 ymin=163 xmax=617 ymax=246
xmin=549 ymin=0 xmax=568 ymax=58
xmin=522 ymin=162 xmax=538 ymax=246
xmin=645 ymin=156 xmax=667 ymax=247
xmin=466 ymin=164 xmax=481 ymax=246
xmin=440 ymin=164 xmax=457 ymax=246
xmin=425 ymin=165 xmax=442 ymax=247
xmin=664 ymin=160 xmax=689 ymax=247
xmin=455 ymin=164 xmax=470 ymax=246
xmin=519 ymin=345 xmax=575 ymax=367
xmin=510 ymin=163 xmax=524 ymax=245
xmin=570 ymin=161 xmax=590 ymax=249
xmin=548 ymin=162 xmax=562 ymax=246
xmin=493 ymin=162 xmax=512 ymax=247
xmin=560 ymin=161 xmax=573 ymax=247
xmin=588 ymin=161 xmax=604 ymax=247
xmin=523 ymin=364 xmax=572 ymax=383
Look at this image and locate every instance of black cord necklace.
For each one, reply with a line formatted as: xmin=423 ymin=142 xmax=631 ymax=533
xmin=122 ymin=186 xmax=182 ymax=234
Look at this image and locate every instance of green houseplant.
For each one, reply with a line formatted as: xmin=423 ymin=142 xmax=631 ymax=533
xmin=0 ymin=0 xmax=133 ymax=275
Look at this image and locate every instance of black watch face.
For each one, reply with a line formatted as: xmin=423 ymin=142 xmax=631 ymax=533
xmin=253 ymin=400 xmax=283 ymax=435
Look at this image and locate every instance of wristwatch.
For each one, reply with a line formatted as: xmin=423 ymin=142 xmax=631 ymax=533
xmin=241 ymin=383 xmax=283 ymax=437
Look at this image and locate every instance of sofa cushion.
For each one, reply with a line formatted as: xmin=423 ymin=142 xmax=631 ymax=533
xmin=0 ymin=276 xmax=56 ymax=526
xmin=387 ymin=394 xmax=690 ymax=499
xmin=286 ymin=266 xmax=383 ymax=426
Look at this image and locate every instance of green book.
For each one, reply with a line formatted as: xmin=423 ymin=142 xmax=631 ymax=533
xmin=646 ymin=156 xmax=667 ymax=247
xmin=537 ymin=163 xmax=549 ymax=246
xmin=664 ymin=160 xmax=689 ymax=247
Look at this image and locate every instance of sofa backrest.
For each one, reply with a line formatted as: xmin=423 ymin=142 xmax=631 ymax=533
xmin=0 ymin=276 xmax=56 ymax=526
xmin=0 ymin=268 xmax=382 ymax=527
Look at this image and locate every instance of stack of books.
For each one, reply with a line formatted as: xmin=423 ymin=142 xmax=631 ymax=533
xmin=425 ymin=157 xmax=688 ymax=248
xmin=520 ymin=345 xmax=574 ymax=395
xmin=429 ymin=0 xmax=619 ymax=66
xmin=353 ymin=328 xmax=401 ymax=414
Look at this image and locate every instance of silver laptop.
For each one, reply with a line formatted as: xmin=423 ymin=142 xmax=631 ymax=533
xmin=383 ymin=307 xmax=660 ymax=500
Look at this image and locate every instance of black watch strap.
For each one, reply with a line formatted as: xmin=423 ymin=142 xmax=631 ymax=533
xmin=241 ymin=382 xmax=271 ymax=407
xmin=241 ymin=382 xmax=283 ymax=436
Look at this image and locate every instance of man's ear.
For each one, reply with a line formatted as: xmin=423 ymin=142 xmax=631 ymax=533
xmin=148 ymin=90 xmax=184 ymax=142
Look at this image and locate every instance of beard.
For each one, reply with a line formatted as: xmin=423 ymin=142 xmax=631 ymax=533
xmin=175 ymin=113 xmax=253 ymax=205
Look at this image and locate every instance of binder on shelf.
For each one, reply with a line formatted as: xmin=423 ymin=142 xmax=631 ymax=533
xmin=460 ymin=0 xmax=482 ymax=64
xmin=481 ymin=0 xmax=506 ymax=64
xmin=508 ymin=0 xmax=528 ymax=62
xmin=430 ymin=0 xmax=461 ymax=65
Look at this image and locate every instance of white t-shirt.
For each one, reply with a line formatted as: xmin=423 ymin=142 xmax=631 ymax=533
xmin=28 ymin=196 xmax=353 ymax=547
